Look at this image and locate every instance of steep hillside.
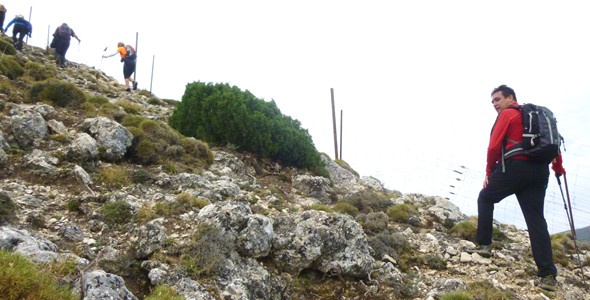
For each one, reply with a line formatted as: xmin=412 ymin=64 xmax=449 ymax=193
xmin=0 ymin=38 xmax=588 ymax=299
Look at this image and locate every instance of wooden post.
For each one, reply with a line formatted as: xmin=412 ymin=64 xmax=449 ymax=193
xmin=331 ymin=88 xmax=339 ymax=160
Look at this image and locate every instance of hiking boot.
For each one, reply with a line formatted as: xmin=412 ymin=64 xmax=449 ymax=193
xmin=125 ymin=88 xmax=131 ymax=92
xmin=133 ymin=81 xmax=138 ymax=90
xmin=465 ymin=245 xmax=492 ymax=258
xmin=536 ymin=275 xmax=558 ymax=291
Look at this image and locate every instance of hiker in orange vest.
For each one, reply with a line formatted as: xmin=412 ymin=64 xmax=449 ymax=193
xmin=102 ymin=42 xmax=138 ymax=92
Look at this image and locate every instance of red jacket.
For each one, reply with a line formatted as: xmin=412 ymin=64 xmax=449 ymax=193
xmin=486 ymin=104 xmax=565 ymax=176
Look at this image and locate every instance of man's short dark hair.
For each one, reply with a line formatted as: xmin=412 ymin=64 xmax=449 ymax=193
xmin=491 ymin=85 xmax=517 ymax=102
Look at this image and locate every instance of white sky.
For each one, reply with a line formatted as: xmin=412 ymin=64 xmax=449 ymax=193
xmin=6 ymin=0 xmax=590 ymax=234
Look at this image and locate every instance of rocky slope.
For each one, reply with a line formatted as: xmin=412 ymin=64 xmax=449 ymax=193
xmin=0 ymin=41 xmax=588 ymax=300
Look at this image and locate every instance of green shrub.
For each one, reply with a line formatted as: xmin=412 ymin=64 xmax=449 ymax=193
xmin=130 ymin=169 xmax=156 ymax=184
xmin=440 ymin=291 xmax=473 ymax=300
xmin=551 ymin=233 xmax=577 ymax=267
xmin=332 ymin=201 xmax=359 ymax=217
xmin=0 ymin=250 xmax=76 ymax=300
xmin=341 ymin=190 xmax=392 ymax=213
xmin=65 ymin=199 xmax=82 ymax=213
xmin=0 ymin=191 xmax=17 ymax=223
xmin=0 ymin=38 xmax=17 ymax=55
xmin=100 ymin=200 xmax=133 ymax=226
xmin=147 ymin=97 xmax=164 ymax=105
xmin=0 ymin=55 xmax=24 ymax=79
xmin=180 ymin=223 xmax=233 ymax=277
xmin=154 ymin=193 xmax=209 ymax=217
xmin=169 ymin=81 xmax=322 ymax=170
xmin=30 ymin=79 xmax=86 ymax=107
xmin=145 ymin=285 xmax=184 ymax=300
xmin=449 ymin=220 xmax=477 ymax=241
xmin=386 ymin=203 xmax=418 ymax=223
xmin=367 ymin=232 xmax=413 ymax=269
xmin=356 ymin=212 xmax=389 ymax=234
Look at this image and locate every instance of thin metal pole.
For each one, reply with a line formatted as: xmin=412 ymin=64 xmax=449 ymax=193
xmin=46 ymin=25 xmax=50 ymax=49
xmin=339 ymin=109 xmax=343 ymax=160
xmin=26 ymin=6 xmax=32 ymax=45
xmin=149 ymin=55 xmax=155 ymax=95
xmin=331 ymin=88 xmax=339 ymax=160
xmin=133 ymin=32 xmax=138 ymax=82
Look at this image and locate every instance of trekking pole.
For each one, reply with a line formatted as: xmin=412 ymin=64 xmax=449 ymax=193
xmin=556 ymin=174 xmax=588 ymax=290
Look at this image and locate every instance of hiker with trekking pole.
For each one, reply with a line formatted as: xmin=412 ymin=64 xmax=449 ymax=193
xmin=102 ymin=42 xmax=138 ymax=92
xmin=466 ymin=84 xmax=566 ymax=292
xmin=49 ymin=23 xmax=80 ymax=68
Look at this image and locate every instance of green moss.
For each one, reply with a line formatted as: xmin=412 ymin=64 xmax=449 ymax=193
xmin=0 ymin=55 xmax=24 ymax=79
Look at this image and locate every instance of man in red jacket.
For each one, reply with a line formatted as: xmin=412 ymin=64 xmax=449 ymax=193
xmin=467 ymin=84 xmax=565 ymax=292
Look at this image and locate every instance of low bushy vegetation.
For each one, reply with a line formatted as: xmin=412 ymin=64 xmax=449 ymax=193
xmin=0 ymin=250 xmax=76 ymax=300
xmin=356 ymin=212 xmax=389 ymax=234
xmin=179 ymin=223 xmax=233 ymax=277
xmin=30 ymin=79 xmax=86 ymax=107
xmin=0 ymin=38 xmax=17 ymax=55
xmin=449 ymin=218 xmax=477 ymax=241
xmin=466 ymin=281 xmax=514 ymax=299
xmin=0 ymin=55 xmax=24 ymax=79
xmin=0 ymin=191 xmax=17 ymax=223
xmin=169 ymin=81 xmax=322 ymax=170
xmin=341 ymin=190 xmax=393 ymax=214
xmin=100 ymin=200 xmax=134 ymax=226
xmin=25 ymin=61 xmax=55 ymax=81
xmin=386 ymin=203 xmax=418 ymax=223
xmin=122 ymin=115 xmax=213 ymax=168
xmin=439 ymin=291 xmax=473 ymax=300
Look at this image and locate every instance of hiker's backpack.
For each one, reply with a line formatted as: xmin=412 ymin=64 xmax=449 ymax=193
xmin=125 ymin=45 xmax=136 ymax=58
xmin=57 ymin=25 xmax=71 ymax=39
xmin=504 ymin=103 xmax=563 ymax=163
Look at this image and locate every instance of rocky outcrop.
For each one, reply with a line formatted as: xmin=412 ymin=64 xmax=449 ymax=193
xmin=79 ymin=117 xmax=133 ymax=161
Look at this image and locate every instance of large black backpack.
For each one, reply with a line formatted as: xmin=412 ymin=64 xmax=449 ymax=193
xmin=504 ymin=103 xmax=563 ymax=163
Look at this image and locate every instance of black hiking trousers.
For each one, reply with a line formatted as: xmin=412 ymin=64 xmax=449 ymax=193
xmin=12 ymin=24 xmax=28 ymax=51
xmin=476 ymin=158 xmax=557 ymax=277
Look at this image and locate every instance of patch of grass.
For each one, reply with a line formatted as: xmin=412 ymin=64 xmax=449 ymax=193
xmin=130 ymin=169 xmax=156 ymax=184
xmin=115 ymin=99 xmax=142 ymax=114
xmin=50 ymin=134 xmax=68 ymax=143
xmin=0 ymin=38 xmax=17 ymax=55
xmin=386 ymin=203 xmax=418 ymax=223
xmin=335 ymin=159 xmax=359 ymax=177
xmin=86 ymin=95 xmax=110 ymax=107
xmin=440 ymin=291 xmax=473 ymax=300
xmin=145 ymin=285 xmax=184 ymax=300
xmin=29 ymin=79 xmax=86 ymax=107
xmin=551 ymin=233 xmax=576 ymax=267
xmin=98 ymin=165 xmax=131 ymax=189
xmin=0 ymin=250 xmax=77 ymax=300
xmin=466 ymin=281 xmax=514 ymax=300
xmin=368 ymin=231 xmax=413 ymax=265
xmin=147 ymin=97 xmax=164 ymax=106
xmin=0 ymin=191 xmax=17 ymax=224
xmin=100 ymin=200 xmax=134 ymax=226
xmin=305 ymin=203 xmax=333 ymax=213
xmin=154 ymin=193 xmax=209 ymax=218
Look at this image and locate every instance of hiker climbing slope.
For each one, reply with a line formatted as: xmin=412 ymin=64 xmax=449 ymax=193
xmin=102 ymin=42 xmax=138 ymax=92
xmin=0 ymin=4 xmax=7 ymax=35
xmin=50 ymin=23 xmax=81 ymax=68
xmin=4 ymin=14 xmax=32 ymax=51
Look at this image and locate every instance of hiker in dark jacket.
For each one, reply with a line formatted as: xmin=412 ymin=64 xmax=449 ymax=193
xmin=0 ymin=5 xmax=7 ymax=35
xmin=4 ymin=14 xmax=32 ymax=51
xmin=50 ymin=23 xmax=80 ymax=67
